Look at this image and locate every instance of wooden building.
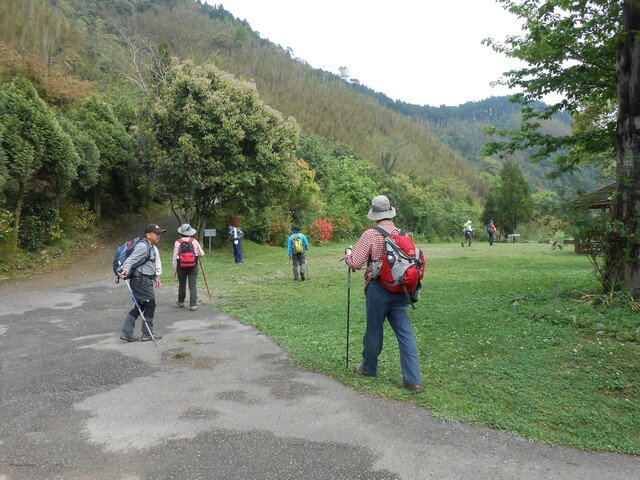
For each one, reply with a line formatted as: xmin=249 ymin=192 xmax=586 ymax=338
xmin=571 ymin=183 xmax=615 ymax=254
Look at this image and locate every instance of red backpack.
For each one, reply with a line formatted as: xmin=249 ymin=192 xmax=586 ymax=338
xmin=374 ymin=227 xmax=426 ymax=304
xmin=178 ymin=238 xmax=197 ymax=268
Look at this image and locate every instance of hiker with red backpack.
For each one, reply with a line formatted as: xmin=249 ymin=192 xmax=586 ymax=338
xmin=173 ymin=223 xmax=206 ymax=311
xmin=487 ymin=219 xmax=498 ymax=246
xmin=344 ymin=195 xmax=425 ymax=393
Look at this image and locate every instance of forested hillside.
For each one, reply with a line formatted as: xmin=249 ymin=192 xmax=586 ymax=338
xmin=0 ymin=0 xmax=599 ymax=257
xmin=0 ymin=0 xmax=547 ymax=193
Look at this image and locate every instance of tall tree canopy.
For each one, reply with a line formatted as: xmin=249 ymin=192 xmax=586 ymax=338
xmin=485 ymin=0 xmax=640 ymax=294
xmin=72 ymin=96 xmax=135 ymax=221
xmin=0 ymin=77 xmax=79 ymax=249
xmin=497 ymin=161 xmax=533 ymax=234
xmin=484 ymin=0 xmax=620 ymax=172
xmin=151 ymin=61 xmax=300 ymax=232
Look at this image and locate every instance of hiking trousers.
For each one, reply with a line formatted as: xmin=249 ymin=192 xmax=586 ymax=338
xmin=177 ymin=264 xmax=199 ymax=307
xmin=464 ymin=231 xmax=472 ymax=246
xmin=362 ymin=281 xmax=422 ymax=386
xmin=122 ymin=275 xmax=156 ymax=335
xmin=292 ymin=252 xmax=306 ymax=279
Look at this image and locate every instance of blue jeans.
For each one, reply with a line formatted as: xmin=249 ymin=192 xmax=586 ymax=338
xmin=362 ymin=281 xmax=422 ymax=385
xmin=232 ymin=241 xmax=243 ymax=263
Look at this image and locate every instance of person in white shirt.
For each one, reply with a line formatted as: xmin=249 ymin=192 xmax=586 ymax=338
xmin=228 ymin=224 xmax=244 ymax=264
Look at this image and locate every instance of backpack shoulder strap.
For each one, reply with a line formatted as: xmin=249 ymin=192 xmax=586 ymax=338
xmin=373 ymin=226 xmax=389 ymax=237
xmin=143 ymin=238 xmax=152 ymax=259
xmin=374 ymin=226 xmax=405 ymax=237
xmin=131 ymin=238 xmax=152 ymax=269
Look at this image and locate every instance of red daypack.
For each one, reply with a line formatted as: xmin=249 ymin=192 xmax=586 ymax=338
xmin=374 ymin=227 xmax=426 ymax=303
xmin=178 ymin=238 xmax=197 ymax=268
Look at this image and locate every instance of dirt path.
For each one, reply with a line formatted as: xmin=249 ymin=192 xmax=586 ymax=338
xmin=0 ymin=215 xmax=180 ymax=294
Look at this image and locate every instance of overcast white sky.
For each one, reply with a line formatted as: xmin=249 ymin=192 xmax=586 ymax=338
xmin=207 ymin=0 xmax=524 ymax=106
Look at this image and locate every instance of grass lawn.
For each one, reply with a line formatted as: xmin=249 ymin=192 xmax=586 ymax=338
xmin=165 ymin=238 xmax=640 ymax=455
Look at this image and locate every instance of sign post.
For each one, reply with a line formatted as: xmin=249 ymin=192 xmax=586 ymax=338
xmin=204 ymin=228 xmax=216 ymax=253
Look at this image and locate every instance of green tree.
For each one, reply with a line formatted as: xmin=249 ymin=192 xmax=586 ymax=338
xmin=320 ymin=154 xmax=379 ymax=237
xmin=0 ymin=77 xmax=79 ymax=249
xmin=151 ymin=61 xmax=300 ymax=233
xmin=483 ymin=0 xmax=640 ymax=294
xmin=57 ymin=114 xmax=100 ymax=195
xmin=72 ymin=96 xmax=136 ymax=220
xmin=483 ymin=0 xmax=619 ymax=172
xmin=482 ymin=190 xmax=501 ymax=232
xmin=497 ymin=161 xmax=533 ymax=235
xmin=288 ymin=158 xmax=321 ymax=227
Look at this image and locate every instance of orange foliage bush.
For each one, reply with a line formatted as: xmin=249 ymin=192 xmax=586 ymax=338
xmin=310 ymin=218 xmax=333 ymax=244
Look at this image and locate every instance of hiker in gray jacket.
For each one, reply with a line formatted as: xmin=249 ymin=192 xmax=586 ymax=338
xmin=118 ymin=223 xmax=167 ymax=342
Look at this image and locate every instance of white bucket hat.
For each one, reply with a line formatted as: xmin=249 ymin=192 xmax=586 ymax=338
xmin=367 ymin=195 xmax=397 ymax=221
xmin=177 ymin=223 xmax=197 ymax=237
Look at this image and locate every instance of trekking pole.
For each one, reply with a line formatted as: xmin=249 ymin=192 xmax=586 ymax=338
xmin=345 ymin=266 xmax=351 ymax=373
xmin=198 ymin=257 xmax=212 ymax=301
xmin=124 ymin=278 xmax=157 ymax=347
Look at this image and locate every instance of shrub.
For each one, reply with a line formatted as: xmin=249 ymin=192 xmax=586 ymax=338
xmin=19 ymin=193 xmax=59 ymax=251
xmin=310 ymin=218 xmax=333 ymax=244
xmin=62 ymin=202 xmax=96 ymax=232
xmin=0 ymin=208 xmax=14 ymax=241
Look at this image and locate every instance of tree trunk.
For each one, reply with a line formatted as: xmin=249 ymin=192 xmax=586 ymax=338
xmin=93 ymin=183 xmax=102 ymax=223
xmin=608 ymin=1 xmax=640 ymax=295
xmin=12 ymin=181 xmax=26 ymax=250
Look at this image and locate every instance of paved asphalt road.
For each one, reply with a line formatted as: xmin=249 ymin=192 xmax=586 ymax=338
xmin=1 ymin=259 xmax=639 ymax=479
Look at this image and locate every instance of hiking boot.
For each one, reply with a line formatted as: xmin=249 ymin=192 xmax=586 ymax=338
xmin=189 ymin=305 xmax=197 ymax=311
xmin=398 ymin=381 xmax=423 ymax=393
xmin=141 ymin=333 xmax=163 ymax=341
xmin=354 ymin=364 xmax=374 ymax=377
xmin=301 ymin=273 xmax=305 ymax=281
xmin=176 ymin=300 xmax=185 ymax=308
xmin=120 ymin=332 xmax=139 ymax=342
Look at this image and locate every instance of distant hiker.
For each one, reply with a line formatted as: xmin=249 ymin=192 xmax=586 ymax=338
xmin=228 ymin=224 xmax=244 ymax=264
xmin=487 ymin=220 xmax=497 ymax=246
xmin=173 ymin=223 xmax=206 ymax=311
xmin=344 ymin=195 xmax=423 ymax=393
xmin=288 ymin=225 xmax=309 ymax=281
xmin=118 ymin=223 xmax=167 ymax=342
xmin=461 ymin=220 xmax=473 ymax=247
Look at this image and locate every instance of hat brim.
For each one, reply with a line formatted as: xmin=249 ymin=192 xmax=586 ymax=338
xmin=148 ymin=228 xmax=167 ymax=234
xmin=178 ymin=227 xmax=197 ymax=236
xmin=367 ymin=207 xmax=396 ymax=221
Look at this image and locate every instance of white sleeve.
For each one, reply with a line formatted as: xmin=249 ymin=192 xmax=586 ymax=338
xmin=154 ymin=246 xmax=162 ymax=276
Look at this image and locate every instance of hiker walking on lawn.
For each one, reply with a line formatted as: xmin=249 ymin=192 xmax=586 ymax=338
xmin=343 ymin=195 xmax=423 ymax=393
xmin=173 ymin=223 xmax=206 ymax=311
xmin=288 ymin=225 xmax=309 ymax=281
xmin=118 ymin=223 xmax=167 ymax=342
xmin=228 ymin=224 xmax=244 ymax=264
xmin=461 ymin=220 xmax=473 ymax=247
xmin=487 ymin=220 xmax=497 ymax=246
